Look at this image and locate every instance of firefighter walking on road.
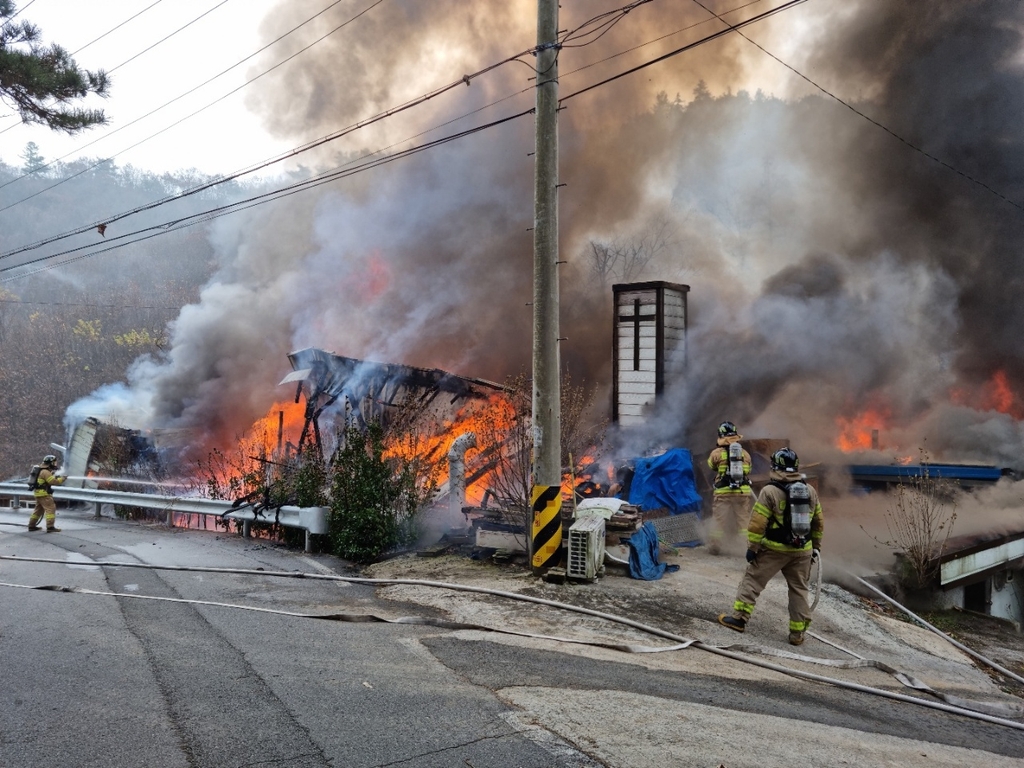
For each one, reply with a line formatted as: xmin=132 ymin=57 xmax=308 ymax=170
xmin=706 ymin=421 xmax=752 ymax=556
xmin=718 ymin=447 xmax=823 ymax=645
xmin=27 ymin=454 xmax=66 ymax=533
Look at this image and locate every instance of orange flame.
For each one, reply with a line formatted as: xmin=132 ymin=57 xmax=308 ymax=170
xmin=195 ymin=400 xmax=307 ymax=493
xmin=247 ymin=400 xmax=307 ymax=458
xmin=835 ymin=403 xmax=891 ymax=453
xmin=381 ymin=393 xmax=517 ymax=503
xmin=951 ymin=370 xmax=1024 ymax=419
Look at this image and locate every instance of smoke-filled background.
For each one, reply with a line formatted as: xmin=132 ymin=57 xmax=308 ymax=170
xmin=47 ymin=0 xmax=1024 ymax=472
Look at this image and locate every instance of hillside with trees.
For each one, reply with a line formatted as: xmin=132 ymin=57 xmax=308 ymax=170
xmin=0 ymin=150 xmax=249 ymax=478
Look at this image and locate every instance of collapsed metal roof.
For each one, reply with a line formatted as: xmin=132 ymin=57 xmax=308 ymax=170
xmin=281 ymin=348 xmax=506 ymax=456
xmin=283 ymin=348 xmax=504 ymax=406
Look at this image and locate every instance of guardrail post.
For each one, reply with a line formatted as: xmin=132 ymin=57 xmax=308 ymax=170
xmin=94 ymin=502 xmax=102 ymax=519
xmin=305 ymin=529 xmax=311 ymax=553
xmin=243 ymin=520 xmax=251 ymax=538
xmin=166 ymin=509 xmax=173 ymax=527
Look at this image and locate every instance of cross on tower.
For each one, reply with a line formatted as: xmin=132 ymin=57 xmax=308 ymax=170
xmin=618 ymin=298 xmax=656 ymax=371
xmin=612 ymin=281 xmax=689 ymax=426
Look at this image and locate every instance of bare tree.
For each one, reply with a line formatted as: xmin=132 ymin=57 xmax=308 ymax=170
xmin=469 ymin=372 xmax=606 ymax=522
xmin=863 ymin=452 xmax=958 ymax=590
xmin=584 ymin=214 xmax=677 ymax=288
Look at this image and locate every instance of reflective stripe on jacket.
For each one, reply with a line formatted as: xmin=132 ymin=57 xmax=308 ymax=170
xmin=746 ymin=475 xmax=823 ymax=553
xmin=32 ymin=468 xmax=64 ymax=497
xmin=707 ymin=445 xmax=751 ymax=496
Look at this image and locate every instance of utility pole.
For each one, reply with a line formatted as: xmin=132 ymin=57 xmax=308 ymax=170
xmin=530 ymin=0 xmax=562 ymax=576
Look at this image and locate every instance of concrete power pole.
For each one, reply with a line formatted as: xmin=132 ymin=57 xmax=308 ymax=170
xmin=530 ymin=0 xmax=562 ymax=576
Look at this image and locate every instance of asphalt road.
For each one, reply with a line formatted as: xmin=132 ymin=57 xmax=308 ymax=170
xmin=1 ymin=511 xmax=1023 ymax=767
xmin=0 ymin=514 xmax=597 ymax=767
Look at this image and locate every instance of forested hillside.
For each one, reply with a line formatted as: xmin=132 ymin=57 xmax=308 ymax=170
xmin=0 ymin=149 xmax=247 ymax=478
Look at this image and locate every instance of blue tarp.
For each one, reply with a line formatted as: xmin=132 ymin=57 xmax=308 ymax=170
xmin=625 ymin=521 xmax=680 ymax=580
xmin=627 ymin=448 xmax=703 ymax=515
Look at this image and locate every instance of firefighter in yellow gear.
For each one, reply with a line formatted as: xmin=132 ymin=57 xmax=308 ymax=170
xmin=718 ymin=447 xmax=823 ymax=645
xmin=706 ymin=421 xmax=752 ymax=556
xmin=28 ymin=454 xmax=66 ymax=533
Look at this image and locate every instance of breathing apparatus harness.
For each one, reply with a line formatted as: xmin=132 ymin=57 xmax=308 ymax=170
xmin=27 ymin=465 xmax=43 ymax=492
xmin=763 ymin=478 xmax=813 ymax=548
xmin=714 ymin=441 xmax=749 ymax=490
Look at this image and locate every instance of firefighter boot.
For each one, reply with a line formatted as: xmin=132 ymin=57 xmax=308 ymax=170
xmin=789 ymin=630 xmax=805 ymax=646
xmin=718 ymin=614 xmax=746 ymax=633
xmin=45 ymin=526 xmax=61 ymax=533
xmin=27 ymin=524 xmax=41 ymax=531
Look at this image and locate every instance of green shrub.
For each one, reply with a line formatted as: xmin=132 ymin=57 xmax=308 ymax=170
xmin=327 ymin=421 xmax=432 ymax=564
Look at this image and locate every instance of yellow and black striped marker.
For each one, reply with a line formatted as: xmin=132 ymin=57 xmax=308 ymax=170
xmin=531 ymin=484 xmax=562 ymax=574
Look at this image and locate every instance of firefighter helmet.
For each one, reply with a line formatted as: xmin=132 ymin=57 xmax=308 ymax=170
xmin=771 ymin=448 xmax=799 ymax=472
xmin=718 ymin=421 xmax=738 ymax=438
xmin=42 ymin=454 xmax=58 ymax=467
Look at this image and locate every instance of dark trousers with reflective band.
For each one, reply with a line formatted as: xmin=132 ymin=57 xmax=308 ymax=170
xmin=29 ymin=495 xmax=57 ymax=528
xmin=731 ymin=548 xmax=813 ymax=632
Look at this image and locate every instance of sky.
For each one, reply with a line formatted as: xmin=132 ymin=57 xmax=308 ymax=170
xmin=0 ymin=0 xmax=293 ymax=176
xmin=0 ymin=0 xmax=825 ymax=180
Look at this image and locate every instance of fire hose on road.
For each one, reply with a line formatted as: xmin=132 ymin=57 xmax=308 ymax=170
xmin=1 ymin=553 xmax=1022 ymax=731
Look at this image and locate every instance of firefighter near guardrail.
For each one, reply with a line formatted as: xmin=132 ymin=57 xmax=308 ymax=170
xmin=27 ymin=455 xmax=66 ymax=533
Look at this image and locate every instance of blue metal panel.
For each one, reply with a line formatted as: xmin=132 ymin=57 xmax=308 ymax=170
xmin=848 ymin=464 xmax=1003 ymax=482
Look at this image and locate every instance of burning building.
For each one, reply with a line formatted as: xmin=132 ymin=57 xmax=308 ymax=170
xmin=279 ymin=347 xmax=505 ymax=459
xmin=51 ymin=2 xmax=1024 ymax=548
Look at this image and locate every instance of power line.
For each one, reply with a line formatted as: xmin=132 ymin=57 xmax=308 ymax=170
xmin=106 ymin=0 xmax=234 ymax=75
xmin=71 ymin=0 xmax=167 ymax=56
xmin=0 ymin=0 xmax=383 ymax=209
xmin=0 ymin=109 xmax=535 ymax=281
xmin=0 ymin=0 xmax=214 ymax=136
xmin=0 ymin=34 xmax=532 ymax=262
xmin=5 ymin=0 xmax=1016 ymax=291
xmin=0 ymin=1 xmax=815 ymax=280
xmin=0 ymin=0 xmax=652 ymax=221
xmin=561 ymin=0 xmax=656 ymax=49
xmin=0 ymin=298 xmax=182 ymax=309
xmin=0 ymin=0 xmax=36 ymax=27
xmin=688 ymin=0 xmax=1024 ymax=213
xmin=560 ymin=0 xmax=768 ymax=79
xmin=559 ymin=0 xmax=810 ymax=103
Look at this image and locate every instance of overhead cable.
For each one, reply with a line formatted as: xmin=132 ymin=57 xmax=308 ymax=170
xmin=0 ymin=0 xmax=37 ymax=28
xmin=0 ymin=0 xmax=223 ymax=137
xmin=0 ymin=43 xmax=533 ymax=263
xmin=71 ymin=0 xmax=167 ymax=56
xmin=0 ymin=0 xmax=811 ymax=278
xmin=689 ymin=0 xmax=1024 ymax=213
xmin=106 ymin=0 xmax=234 ymax=75
xmin=560 ymin=0 xmax=656 ymax=49
xmin=0 ymin=108 xmax=534 ymax=281
xmin=0 ymin=0 xmax=674 ymax=257
xmin=0 ymin=0 xmax=384 ymax=210
xmin=559 ymin=0 xmax=810 ymax=102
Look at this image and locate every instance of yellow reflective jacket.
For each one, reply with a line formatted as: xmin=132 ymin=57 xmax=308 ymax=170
xmin=32 ymin=467 xmax=65 ymax=498
xmin=746 ymin=470 xmax=823 ymax=553
xmin=707 ymin=441 xmax=751 ymax=496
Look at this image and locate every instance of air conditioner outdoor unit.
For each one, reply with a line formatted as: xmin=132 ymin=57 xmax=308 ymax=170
xmin=567 ymin=515 xmax=606 ymax=580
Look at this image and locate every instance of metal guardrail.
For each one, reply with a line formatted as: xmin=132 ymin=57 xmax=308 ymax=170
xmin=0 ymin=481 xmax=328 ymax=552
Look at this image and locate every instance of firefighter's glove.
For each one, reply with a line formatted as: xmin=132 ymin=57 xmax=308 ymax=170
xmin=745 ymin=549 xmax=758 ymax=564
